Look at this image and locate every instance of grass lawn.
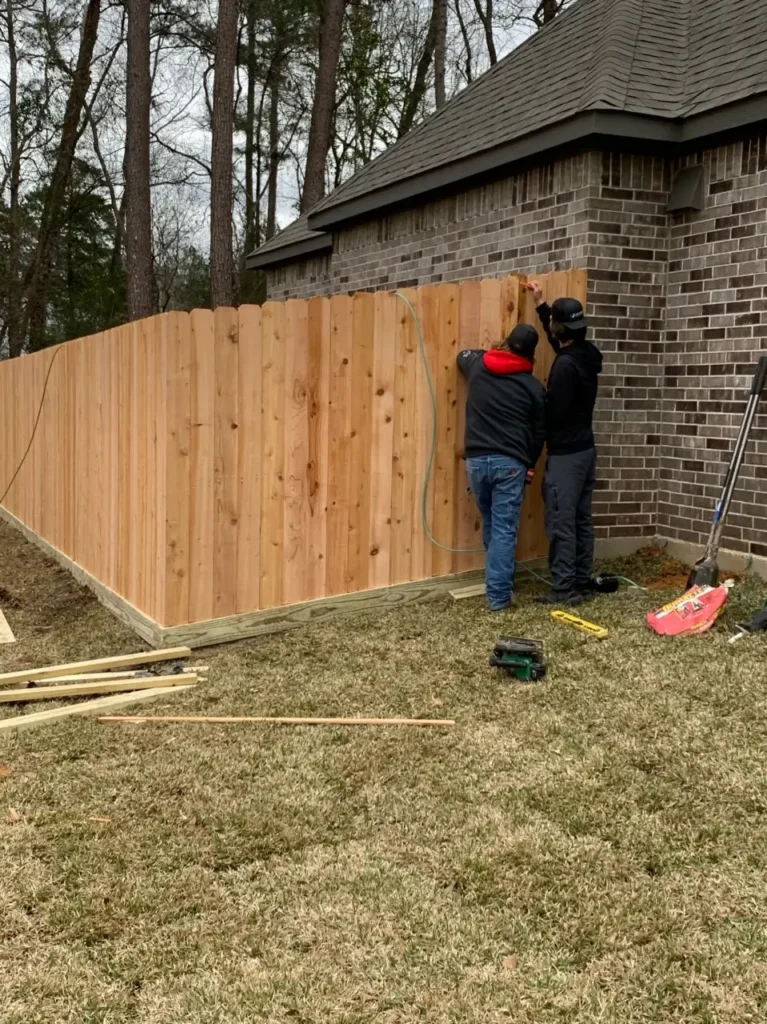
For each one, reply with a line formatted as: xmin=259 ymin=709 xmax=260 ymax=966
xmin=2 ymin=518 xmax=767 ymax=1023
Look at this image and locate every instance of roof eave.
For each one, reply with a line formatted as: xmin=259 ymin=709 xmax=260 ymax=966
xmin=245 ymin=232 xmax=332 ymax=270
xmin=307 ymin=100 xmax=767 ymax=232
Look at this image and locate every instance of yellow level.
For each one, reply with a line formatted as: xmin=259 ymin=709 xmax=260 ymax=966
xmin=550 ymin=610 xmax=608 ymax=639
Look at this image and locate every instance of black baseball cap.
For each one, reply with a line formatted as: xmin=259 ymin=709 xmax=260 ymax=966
xmin=551 ymin=297 xmax=588 ymax=331
xmin=505 ymin=323 xmax=539 ymax=359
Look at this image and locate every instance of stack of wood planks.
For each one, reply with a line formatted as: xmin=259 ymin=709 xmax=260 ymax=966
xmin=0 ymin=646 xmax=202 ymax=733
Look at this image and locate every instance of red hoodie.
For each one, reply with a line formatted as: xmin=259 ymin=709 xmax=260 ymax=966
xmin=482 ymin=350 xmax=535 ymax=376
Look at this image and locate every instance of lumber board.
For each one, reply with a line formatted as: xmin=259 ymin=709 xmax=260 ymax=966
xmin=326 ymin=294 xmax=354 ymax=596
xmin=432 ymin=283 xmax=459 ymax=577
xmin=117 ymin=325 xmax=135 ymax=602
xmin=449 ymin=583 xmax=487 ymax=600
xmin=390 ymin=289 xmax=418 ymax=585
xmin=479 ymin=277 xmax=502 ymax=349
xmin=0 ymin=609 xmax=16 ymax=645
xmin=260 ymin=301 xmax=286 ymax=608
xmin=306 ymin=296 xmax=330 ymax=601
xmin=282 ymin=299 xmax=310 ymax=606
xmin=236 ymin=304 xmax=263 ymax=613
xmin=0 ymin=505 xmax=164 ymax=647
xmin=165 ymin=312 xmax=193 ymax=627
xmin=157 ymin=568 xmax=484 ymax=648
xmin=0 ymin=685 xmax=195 ymax=734
xmin=189 ymin=309 xmax=216 ymax=623
xmin=0 ymin=673 xmax=197 ymax=703
xmin=99 ymin=715 xmax=455 ymax=727
xmin=454 ymin=280 xmax=484 ymax=572
xmin=368 ymin=291 xmax=396 ymax=590
xmin=412 ymin=287 xmax=436 ymax=582
xmin=0 ymin=647 xmax=191 ymax=687
xmin=213 ymin=306 xmax=240 ymax=617
xmin=38 ymin=666 xmax=208 ymax=683
xmin=347 ymin=291 xmax=375 ymax=592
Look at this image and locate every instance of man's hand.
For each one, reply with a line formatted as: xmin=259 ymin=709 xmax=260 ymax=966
xmin=525 ymin=469 xmax=535 ymax=487
xmin=528 ymin=280 xmax=544 ymax=305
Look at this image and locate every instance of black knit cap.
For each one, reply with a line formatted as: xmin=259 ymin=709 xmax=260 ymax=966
xmin=505 ymin=323 xmax=539 ymax=360
xmin=551 ymin=297 xmax=588 ymax=330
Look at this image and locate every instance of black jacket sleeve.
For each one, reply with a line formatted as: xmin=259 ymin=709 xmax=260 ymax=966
xmin=456 ymin=349 xmax=484 ymax=377
xmin=546 ymin=357 xmax=579 ymax=435
xmin=530 ymin=386 xmax=546 ymax=468
xmin=536 ymin=303 xmax=561 ymax=355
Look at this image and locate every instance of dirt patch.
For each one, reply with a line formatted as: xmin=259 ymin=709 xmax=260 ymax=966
xmin=645 ymin=559 xmax=691 ymax=592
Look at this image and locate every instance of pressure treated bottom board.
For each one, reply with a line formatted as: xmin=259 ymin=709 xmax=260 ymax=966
xmin=158 ymin=569 xmax=487 ymax=648
xmin=0 ymin=504 xmax=486 ymax=649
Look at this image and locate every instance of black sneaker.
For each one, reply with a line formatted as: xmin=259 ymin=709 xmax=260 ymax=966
xmin=534 ymin=590 xmax=585 ymax=607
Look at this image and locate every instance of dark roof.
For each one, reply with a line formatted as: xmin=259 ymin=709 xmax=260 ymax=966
xmin=249 ymin=0 xmax=767 ymax=266
xmin=245 ymin=215 xmax=331 ymax=269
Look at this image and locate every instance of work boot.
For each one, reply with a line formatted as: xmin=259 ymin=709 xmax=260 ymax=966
xmin=534 ymin=590 xmax=585 ymax=607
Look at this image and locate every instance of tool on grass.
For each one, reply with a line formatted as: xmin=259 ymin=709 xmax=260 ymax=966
xmin=551 ymin=610 xmax=608 ymax=639
xmin=588 ymin=574 xmax=620 ymax=594
xmin=729 ymin=605 xmax=767 ymax=644
xmin=647 ymin=580 xmax=734 ymax=637
xmin=490 ymin=637 xmax=546 ymax=682
xmin=687 ymin=356 xmax=767 ymax=589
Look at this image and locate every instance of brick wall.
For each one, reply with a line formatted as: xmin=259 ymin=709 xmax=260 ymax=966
xmin=586 ymin=153 xmax=670 ymax=541
xmin=266 ymin=253 xmax=332 ymax=301
xmin=660 ymin=135 xmax=767 ymax=556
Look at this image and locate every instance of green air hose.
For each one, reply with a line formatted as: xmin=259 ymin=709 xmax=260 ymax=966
xmin=393 ymin=290 xmax=645 ymax=592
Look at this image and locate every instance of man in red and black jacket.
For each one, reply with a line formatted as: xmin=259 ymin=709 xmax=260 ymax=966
xmin=457 ymin=324 xmax=545 ymax=611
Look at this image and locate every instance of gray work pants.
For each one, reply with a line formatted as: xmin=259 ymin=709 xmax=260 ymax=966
xmin=543 ymin=449 xmax=597 ymax=594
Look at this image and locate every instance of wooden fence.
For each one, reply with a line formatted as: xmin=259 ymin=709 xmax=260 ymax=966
xmin=0 ymin=270 xmax=586 ymax=643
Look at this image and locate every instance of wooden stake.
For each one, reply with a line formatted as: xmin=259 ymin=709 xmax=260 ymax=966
xmin=0 ymin=647 xmax=192 ymax=688
xmin=0 ymin=674 xmax=197 ymax=704
xmin=449 ymin=583 xmax=486 ymax=600
xmin=0 ymin=685 xmax=196 ymax=734
xmin=0 ymin=609 xmax=15 ymax=645
xmin=40 ymin=666 xmax=209 ymax=684
xmin=99 ymin=714 xmax=456 ymax=727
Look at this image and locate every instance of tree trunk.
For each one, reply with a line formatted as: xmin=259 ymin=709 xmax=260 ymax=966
xmin=265 ymin=53 xmax=282 ymax=241
xmin=22 ymin=0 xmax=102 ymax=350
xmin=300 ymin=0 xmax=346 ymax=213
xmin=454 ymin=0 xmax=474 ymax=83
xmin=210 ymin=0 xmax=239 ymax=309
xmin=434 ymin=0 xmax=447 ymax=108
xmin=398 ymin=0 xmax=440 ymax=137
xmin=124 ymin=0 xmax=155 ymax=322
xmin=5 ymin=0 xmax=22 ymax=357
xmin=472 ymin=0 xmax=497 ymax=65
xmin=244 ymin=0 xmax=258 ymax=257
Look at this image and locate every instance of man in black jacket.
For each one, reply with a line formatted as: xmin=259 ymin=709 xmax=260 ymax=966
xmin=457 ymin=324 xmax=546 ymax=611
xmin=530 ymin=282 xmax=603 ymax=605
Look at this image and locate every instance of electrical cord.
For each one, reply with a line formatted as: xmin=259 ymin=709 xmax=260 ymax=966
xmin=0 ymin=345 xmax=63 ymax=507
xmin=394 ymin=290 xmax=645 ymax=592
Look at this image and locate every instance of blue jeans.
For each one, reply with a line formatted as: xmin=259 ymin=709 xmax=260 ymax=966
xmin=466 ymin=454 xmax=526 ymax=610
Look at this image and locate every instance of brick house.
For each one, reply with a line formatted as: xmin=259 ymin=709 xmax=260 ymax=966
xmin=247 ymin=0 xmax=767 ymax=571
